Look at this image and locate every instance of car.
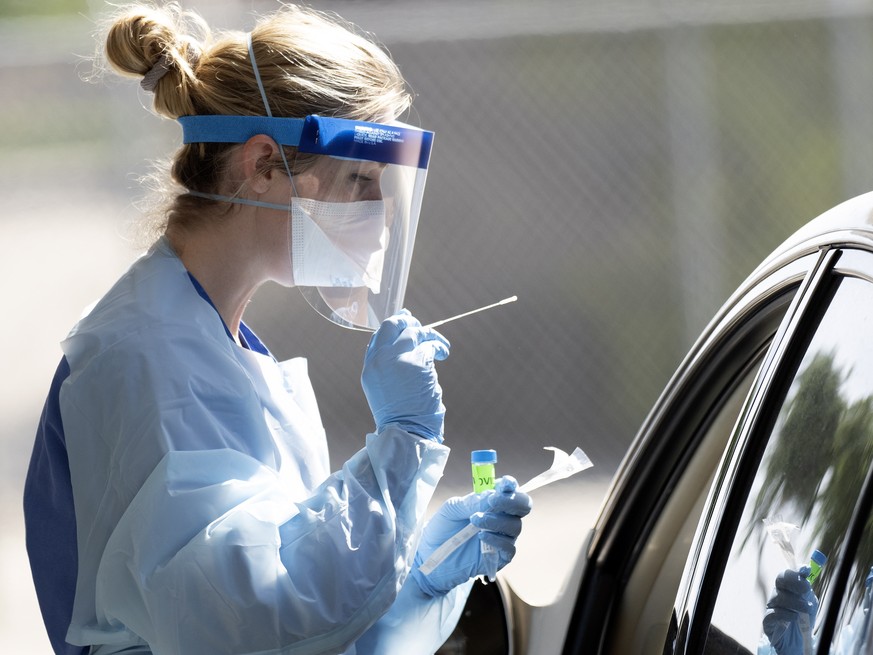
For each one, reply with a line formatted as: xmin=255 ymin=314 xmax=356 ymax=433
xmin=441 ymin=190 xmax=873 ymax=654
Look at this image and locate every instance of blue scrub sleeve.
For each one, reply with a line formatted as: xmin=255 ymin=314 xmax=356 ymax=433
xmin=23 ymin=357 xmax=87 ymax=655
xmin=83 ymin=428 xmax=446 ymax=655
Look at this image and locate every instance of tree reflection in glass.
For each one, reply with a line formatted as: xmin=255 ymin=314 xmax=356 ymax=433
xmin=751 ymin=354 xmax=873 ymax=609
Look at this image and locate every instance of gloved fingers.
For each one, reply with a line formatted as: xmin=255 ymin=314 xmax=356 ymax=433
xmin=435 ymin=492 xmax=489 ymax=521
xmin=775 ymin=569 xmax=812 ymax=595
xmin=479 ymin=531 xmax=518 ymax=565
xmin=487 ymin=487 xmax=533 ymax=518
xmin=365 ymin=310 xmax=419 ymax=354
xmin=366 ymin=314 xmax=450 ymax=364
xmin=470 ymin=511 xmax=523 ymax=538
xmin=426 ymin=329 xmax=451 ymax=361
xmin=381 ymin=309 xmax=418 ymax=333
xmin=413 ymin=328 xmax=451 ymax=364
xmin=494 ymin=475 xmax=518 ymax=493
xmin=768 ymin=569 xmax=817 ymax=615
xmin=437 ymin=479 xmax=531 ymax=520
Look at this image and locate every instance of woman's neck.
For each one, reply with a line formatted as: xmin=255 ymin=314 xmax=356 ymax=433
xmin=167 ymin=224 xmax=263 ymax=339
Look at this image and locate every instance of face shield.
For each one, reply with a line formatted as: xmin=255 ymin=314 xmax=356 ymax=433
xmin=178 ymin=114 xmax=434 ymax=330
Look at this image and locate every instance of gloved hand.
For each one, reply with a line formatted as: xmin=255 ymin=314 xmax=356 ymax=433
xmin=412 ymin=476 xmax=532 ymax=596
xmin=361 ymin=311 xmax=450 ymax=442
xmin=762 ymin=567 xmax=819 ymax=655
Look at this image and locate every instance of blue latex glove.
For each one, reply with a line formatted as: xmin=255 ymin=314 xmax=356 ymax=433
xmin=762 ymin=567 xmax=819 ymax=655
xmin=361 ymin=311 xmax=450 ymax=442
xmin=412 ymin=476 xmax=532 ymax=596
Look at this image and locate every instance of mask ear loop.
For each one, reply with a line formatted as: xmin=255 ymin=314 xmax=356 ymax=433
xmin=247 ymin=32 xmax=299 ymax=199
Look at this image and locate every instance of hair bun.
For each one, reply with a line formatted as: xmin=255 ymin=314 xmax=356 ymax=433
xmin=105 ymin=6 xmax=177 ymax=78
xmin=104 ymin=4 xmax=207 ymax=115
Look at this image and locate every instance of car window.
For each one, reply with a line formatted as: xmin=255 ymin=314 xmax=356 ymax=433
xmin=593 ymin=274 xmax=800 ymax=655
xmin=701 ymin=273 xmax=873 ymax=653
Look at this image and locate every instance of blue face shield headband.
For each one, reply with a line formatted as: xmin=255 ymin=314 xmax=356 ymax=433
xmin=178 ymin=114 xmax=433 ymax=170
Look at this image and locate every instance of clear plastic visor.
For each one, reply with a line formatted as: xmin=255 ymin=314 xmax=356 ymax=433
xmin=289 ymin=150 xmax=428 ymax=330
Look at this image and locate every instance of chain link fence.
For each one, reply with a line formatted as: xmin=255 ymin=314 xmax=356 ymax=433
xmin=5 ymin=0 xmax=873 ymax=490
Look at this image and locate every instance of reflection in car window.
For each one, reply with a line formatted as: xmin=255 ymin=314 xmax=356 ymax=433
xmin=703 ymin=276 xmax=873 ymax=653
xmin=829 ymin=517 xmax=873 ymax=655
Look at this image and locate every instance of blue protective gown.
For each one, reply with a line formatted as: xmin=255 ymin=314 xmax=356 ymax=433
xmin=24 ymin=238 xmax=468 ymax=655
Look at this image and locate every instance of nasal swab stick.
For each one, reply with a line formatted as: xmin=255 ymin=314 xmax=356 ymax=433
xmin=425 ymin=296 xmax=518 ymax=329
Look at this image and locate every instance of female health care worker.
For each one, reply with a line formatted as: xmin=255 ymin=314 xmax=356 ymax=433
xmin=23 ymin=4 xmax=532 ymax=654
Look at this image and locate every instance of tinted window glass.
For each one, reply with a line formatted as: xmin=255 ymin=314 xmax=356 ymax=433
xmin=702 ymin=275 xmax=873 ymax=653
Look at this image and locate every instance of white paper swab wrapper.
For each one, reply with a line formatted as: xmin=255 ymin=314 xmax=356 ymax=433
xmin=418 ymin=446 xmax=593 ymax=576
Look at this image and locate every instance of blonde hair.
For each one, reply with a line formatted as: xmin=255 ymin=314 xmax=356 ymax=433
xmin=100 ymin=2 xmax=412 ymax=237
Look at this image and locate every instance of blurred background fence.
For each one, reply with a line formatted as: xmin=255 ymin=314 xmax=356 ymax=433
xmin=3 ymin=0 xmax=873 ymax=651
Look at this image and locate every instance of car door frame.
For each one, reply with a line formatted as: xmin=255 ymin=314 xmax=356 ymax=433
xmin=560 ymin=244 xmax=823 ymax=654
xmin=670 ymin=244 xmax=873 ymax=654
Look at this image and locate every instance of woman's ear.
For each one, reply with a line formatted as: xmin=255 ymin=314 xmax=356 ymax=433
xmin=241 ymin=134 xmax=282 ymax=194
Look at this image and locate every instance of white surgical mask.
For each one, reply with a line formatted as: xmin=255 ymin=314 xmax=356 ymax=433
xmin=185 ymin=191 xmax=388 ymax=293
xmin=290 ymin=197 xmax=387 ymax=293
